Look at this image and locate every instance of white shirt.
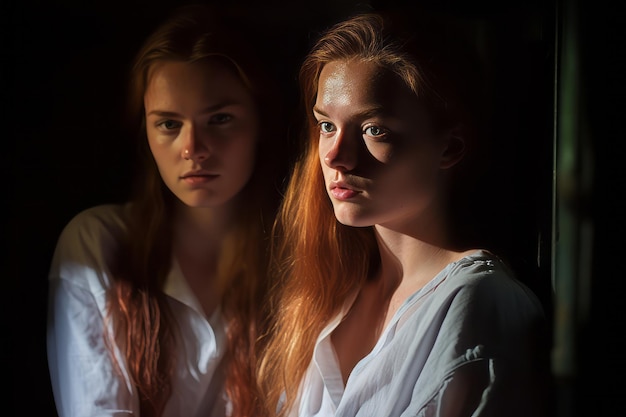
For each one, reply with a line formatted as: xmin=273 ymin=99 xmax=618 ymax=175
xmin=291 ymin=251 xmax=547 ymax=417
xmin=47 ymin=204 xmax=227 ymax=417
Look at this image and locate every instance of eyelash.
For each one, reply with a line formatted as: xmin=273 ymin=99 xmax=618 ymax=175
xmin=210 ymin=113 xmax=233 ymax=124
xmin=319 ymin=121 xmax=335 ymax=133
xmin=317 ymin=121 xmax=389 ymax=140
xmin=364 ymin=125 xmax=388 ymax=138
xmin=155 ymin=113 xmax=234 ymax=131
xmin=156 ymin=120 xmax=182 ymax=130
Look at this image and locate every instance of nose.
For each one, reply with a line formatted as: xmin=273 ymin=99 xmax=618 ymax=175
xmin=181 ymin=125 xmax=210 ymax=162
xmin=322 ymin=129 xmax=357 ymax=172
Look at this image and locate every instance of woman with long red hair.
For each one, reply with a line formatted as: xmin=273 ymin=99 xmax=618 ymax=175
xmin=258 ymin=10 xmax=550 ymax=417
xmin=47 ymin=5 xmax=286 ymax=417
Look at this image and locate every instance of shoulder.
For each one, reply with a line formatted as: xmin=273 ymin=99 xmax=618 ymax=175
xmin=49 ymin=204 xmax=131 ymax=289
xmin=61 ymin=203 xmax=129 ymax=233
xmin=448 ymin=250 xmax=541 ymax=306
xmin=423 ymin=251 xmax=549 ymax=364
xmin=441 ymin=252 xmax=552 ymax=413
xmin=59 ymin=203 xmax=130 ymax=242
xmin=439 ymin=250 xmax=545 ymax=330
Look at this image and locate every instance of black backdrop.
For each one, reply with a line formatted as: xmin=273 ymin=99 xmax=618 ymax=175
xmin=5 ymin=0 xmax=624 ymax=416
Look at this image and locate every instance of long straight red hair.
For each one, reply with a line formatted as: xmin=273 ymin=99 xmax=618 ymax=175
xmin=105 ymin=4 xmax=286 ymax=417
xmin=257 ymin=10 xmax=485 ymax=416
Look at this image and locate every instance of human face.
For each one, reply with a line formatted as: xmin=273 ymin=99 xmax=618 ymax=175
xmin=144 ymin=59 xmax=258 ymax=208
xmin=315 ymin=60 xmax=453 ymax=229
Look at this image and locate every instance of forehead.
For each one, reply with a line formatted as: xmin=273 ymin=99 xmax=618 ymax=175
xmin=316 ymin=59 xmax=416 ymax=112
xmin=144 ymin=59 xmax=252 ymax=109
xmin=149 ymin=58 xmax=238 ymax=83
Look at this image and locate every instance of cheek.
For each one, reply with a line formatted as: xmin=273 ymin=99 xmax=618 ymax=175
xmin=240 ymin=144 xmax=257 ymax=175
xmin=318 ymin=149 xmax=335 ymax=183
xmin=147 ymin=136 xmax=163 ymax=164
xmin=147 ymin=140 xmax=182 ymax=188
xmin=409 ymin=155 xmax=441 ymax=187
xmin=147 ymin=137 xmax=176 ymax=168
xmin=367 ymin=145 xmax=394 ymax=163
xmin=227 ymin=135 xmax=258 ymax=176
xmin=318 ymin=137 xmax=329 ymax=161
xmin=381 ymin=153 xmax=441 ymax=194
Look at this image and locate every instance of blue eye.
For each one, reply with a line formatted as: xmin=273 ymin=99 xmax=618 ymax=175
xmin=319 ymin=121 xmax=335 ymax=133
xmin=364 ymin=125 xmax=386 ymax=137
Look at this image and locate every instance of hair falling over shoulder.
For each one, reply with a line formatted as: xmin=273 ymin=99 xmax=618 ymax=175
xmin=256 ymin=13 xmax=398 ymax=417
xmin=256 ymin=10 xmax=487 ymax=415
xmin=257 ymin=146 xmax=377 ymax=417
xmin=104 ymin=4 xmax=286 ymax=417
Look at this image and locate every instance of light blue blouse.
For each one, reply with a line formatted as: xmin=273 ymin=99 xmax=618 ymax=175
xmin=291 ymin=251 xmax=548 ymax=417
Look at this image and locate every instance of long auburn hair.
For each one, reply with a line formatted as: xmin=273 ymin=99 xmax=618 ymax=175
xmin=105 ymin=4 xmax=285 ymax=417
xmin=257 ymin=11 xmax=486 ymax=416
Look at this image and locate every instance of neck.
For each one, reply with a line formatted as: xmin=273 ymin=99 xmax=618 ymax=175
xmin=372 ymin=208 xmax=469 ymax=291
xmin=173 ymin=201 xmax=240 ymax=258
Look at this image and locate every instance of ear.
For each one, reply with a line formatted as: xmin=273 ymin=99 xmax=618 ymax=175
xmin=439 ymin=127 xmax=466 ymax=169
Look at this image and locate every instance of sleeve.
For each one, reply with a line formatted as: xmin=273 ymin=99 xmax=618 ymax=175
xmin=46 ymin=206 xmax=138 ymax=417
xmin=419 ymin=350 xmax=550 ymax=417
xmin=47 ymin=277 xmax=137 ymax=417
xmin=415 ymin=270 xmax=551 ymax=417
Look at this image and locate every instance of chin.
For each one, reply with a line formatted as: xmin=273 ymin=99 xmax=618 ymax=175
xmin=333 ymin=211 xmax=372 ymax=228
xmin=178 ymin=193 xmax=222 ymax=208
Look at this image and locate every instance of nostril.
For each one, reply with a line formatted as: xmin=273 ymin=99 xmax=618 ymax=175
xmin=324 ymin=143 xmax=354 ymax=172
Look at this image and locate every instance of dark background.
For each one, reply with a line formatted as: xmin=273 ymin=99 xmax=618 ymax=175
xmin=6 ymin=0 xmax=624 ymax=416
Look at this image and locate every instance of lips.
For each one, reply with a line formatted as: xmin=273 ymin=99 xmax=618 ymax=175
xmin=330 ymin=180 xmax=360 ymax=200
xmin=181 ymin=169 xmax=217 ymax=178
xmin=181 ymin=170 xmax=218 ymax=184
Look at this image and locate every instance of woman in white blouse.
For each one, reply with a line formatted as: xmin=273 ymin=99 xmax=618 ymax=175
xmin=258 ymin=10 xmax=551 ymax=417
xmin=46 ymin=4 xmax=286 ymax=417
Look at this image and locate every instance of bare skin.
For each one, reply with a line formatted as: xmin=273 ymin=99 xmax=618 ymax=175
xmin=144 ymin=59 xmax=259 ymax=317
xmin=173 ymin=202 xmax=236 ymax=317
xmin=315 ymin=59 xmax=474 ymax=385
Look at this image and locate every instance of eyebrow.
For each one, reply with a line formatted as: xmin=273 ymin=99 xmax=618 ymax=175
xmin=146 ymin=110 xmax=181 ymax=118
xmin=312 ymin=105 xmax=387 ymax=119
xmin=146 ymin=100 xmax=242 ymax=117
xmin=312 ymin=106 xmax=328 ymax=117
